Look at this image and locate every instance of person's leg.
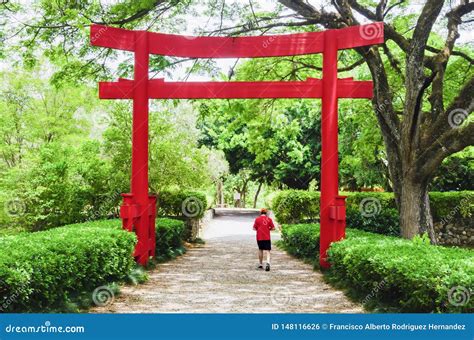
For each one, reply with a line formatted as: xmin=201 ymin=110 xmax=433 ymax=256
xmin=264 ymin=249 xmax=271 ymax=271
xmin=258 ymin=249 xmax=263 ymax=265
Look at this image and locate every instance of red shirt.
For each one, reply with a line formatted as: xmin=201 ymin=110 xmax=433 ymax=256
xmin=253 ymin=215 xmax=275 ymax=241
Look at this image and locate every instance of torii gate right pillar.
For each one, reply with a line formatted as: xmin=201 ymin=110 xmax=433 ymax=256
xmin=319 ymin=30 xmax=347 ymax=269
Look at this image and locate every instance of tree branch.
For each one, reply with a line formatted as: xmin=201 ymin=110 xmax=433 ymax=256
xmin=401 ymin=0 xmax=445 ymax=159
xmin=93 ymin=0 xmax=169 ymax=26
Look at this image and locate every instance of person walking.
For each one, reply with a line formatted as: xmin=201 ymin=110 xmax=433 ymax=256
xmin=253 ymin=208 xmax=275 ymax=271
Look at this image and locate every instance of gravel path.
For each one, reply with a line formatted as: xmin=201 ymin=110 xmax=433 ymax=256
xmin=91 ymin=210 xmax=363 ymax=313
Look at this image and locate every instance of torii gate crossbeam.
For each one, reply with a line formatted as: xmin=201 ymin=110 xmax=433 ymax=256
xmin=90 ymin=23 xmax=384 ymax=268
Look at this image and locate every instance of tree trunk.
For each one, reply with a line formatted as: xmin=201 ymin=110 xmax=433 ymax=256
xmin=398 ymin=176 xmax=437 ymax=243
xmin=216 ymin=180 xmax=224 ymax=207
xmin=241 ymin=179 xmax=249 ymax=208
xmin=253 ymin=181 xmax=263 ymax=208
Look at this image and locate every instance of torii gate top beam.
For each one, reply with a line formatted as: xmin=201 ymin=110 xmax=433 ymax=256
xmin=90 ymin=23 xmax=383 ymax=58
xmin=99 ymin=77 xmax=374 ymax=99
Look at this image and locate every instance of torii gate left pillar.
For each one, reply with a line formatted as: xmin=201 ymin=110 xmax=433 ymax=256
xmin=116 ymin=30 xmax=156 ymax=265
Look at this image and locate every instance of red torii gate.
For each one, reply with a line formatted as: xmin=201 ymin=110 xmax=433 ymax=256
xmin=90 ymin=23 xmax=384 ymax=268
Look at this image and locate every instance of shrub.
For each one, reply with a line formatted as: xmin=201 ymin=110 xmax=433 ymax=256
xmin=328 ymin=233 xmax=473 ymax=313
xmin=271 ymin=190 xmax=474 ymax=237
xmin=271 ymin=190 xmax=320 ymax=224
xmin=344 ymin=192 xmax=399 ymax=236
xmin=345 ymin=206 xmax=400 ymax=236
xmin=158 ymin=190 xmax=208 ymax=219
xmin=0 ymin=219 xmax=136 ymax=312
xmin=429 ymin=191 xmax=473 ymax=221
xmin=279 ymin=223 xmax=368 ymax=260
xmin=278 ymin=223 xmax=474 ymax=312
xmin=344 ymin=191 xmax=397 ymax=211
xmin=0 ymin=141 xmax=118 ymax=233
xmin=155 ymin=218 xmax=186 ymax=261
xmin=280 ymin=223 xmax=320 ymax=260
xmin=431 ymin=152 xmax=474 ymax=191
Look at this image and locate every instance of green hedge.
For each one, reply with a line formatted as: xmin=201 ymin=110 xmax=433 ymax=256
xmin=271 ymin=190 xmax=320 ymax=224
xmin=279 ymin=223 xmax=364 ymax=260
xmin=329 ymin=234 xmax=474 ymax=313
xmin=429 ymin=191 xmax=473 ymax=221
xmin=280 ymin=223 xmax=320 ymax=260
xmin=155 ymin=218 xmax=186 ymax=261
xmin=0 ymin=219 xmax=136 ymax=312
xmin=279 ymin=223 xmax=474 ymax=312
xmin=271 ymin=190 xmax=474 ymax=236
xmin=158 ymin=190 xmax=208 ymax=219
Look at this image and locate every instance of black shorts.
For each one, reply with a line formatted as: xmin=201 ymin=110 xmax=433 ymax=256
xmin=257 ymin=240 xmax=271 ymax=250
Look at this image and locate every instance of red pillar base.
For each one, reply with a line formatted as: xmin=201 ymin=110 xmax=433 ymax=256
xmin=120 ymin=193 xmax=156 ymax=265
xmin=319 ymin=196 xmax=347 ymax=269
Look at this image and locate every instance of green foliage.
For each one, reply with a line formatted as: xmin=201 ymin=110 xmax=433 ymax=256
xmin=158 ymin=190 xmax=209 ymax=219
xmin=344 ymin=192 xmax=399 ymax=236
xmin=328 ymin=232 xmax=474 ymax=313
xmin=2 ymin=1 xmax=193 ymax=83
xmin=279 ymin=223 xmax=474 ymax=312
xmin=345 ymin=191 xmax=397 ymax=209
xmin=0 ymin=68 xmax=221 ymax=234
xmin=345 ymin=206 xmax=400 ymax=236
xmin=126 ymin=266 xmax=148 ymax=286
xmin=0 ymin=219 xmax=136 ymax=312
xmin=339 ymin=100 xmax=389 ymax=191
xmin=272 ymin=190 xmax=473 ymax=236
xmin=280 ymin=223 xmax=320 ymax=260
xmin=271 ymin=190 xmax=320 ymax=224
xmin=431 ymin=149 xmax=474 ymax=191
xmin=198 ymin=99 xmax=321 ymax=189
xmin=103 ymin=101 xmax=219 ymax=193
xmin=429 ymin=191 xmax=474 ymax=221
xmin=155 ymin=218 xmax=186 ymax=261
xmin=0 ymin=141 xmax=119 ymax=232
xmin=279 ymin=223 xmax=366 ymax=260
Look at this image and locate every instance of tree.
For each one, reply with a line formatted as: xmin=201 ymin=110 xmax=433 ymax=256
xmin=103 ymin=100 xmax=218 ymax=193
xmin=198 ymin=98 xmax=322 ymax=190
xmin=1 ymin=0 xmax=193 ymax=83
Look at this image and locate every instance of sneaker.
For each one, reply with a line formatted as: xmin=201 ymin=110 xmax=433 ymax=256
xmin=257 ymin=265 xmax=263 ymax=269
xmin=265 ymin=263 xmax=270 ymax=271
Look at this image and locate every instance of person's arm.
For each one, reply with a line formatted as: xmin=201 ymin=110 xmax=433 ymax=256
xmin=253 ymin=219 xmax=257 ymax=230
xmin=269 ymin=218 xmax=275 ymax=230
